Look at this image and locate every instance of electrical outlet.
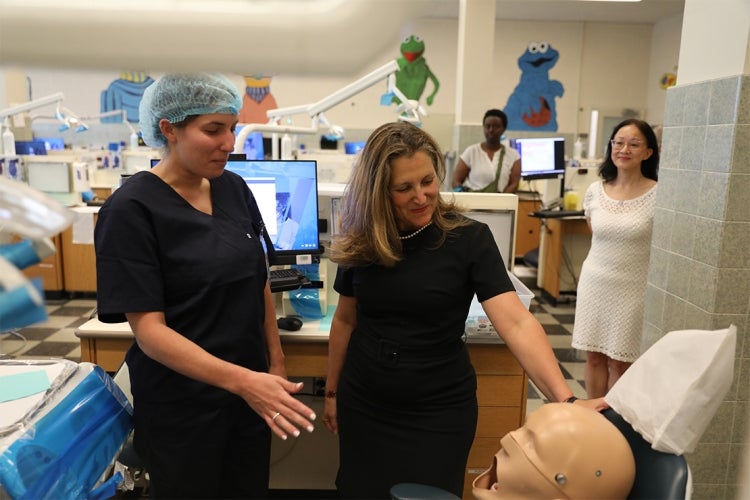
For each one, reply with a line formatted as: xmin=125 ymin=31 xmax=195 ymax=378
xmin=313 ymin=377 xmax=327 ymax=397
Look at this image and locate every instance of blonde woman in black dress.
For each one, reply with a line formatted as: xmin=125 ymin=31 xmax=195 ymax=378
xmin=322 ymin=121 xmax=605 ymax=498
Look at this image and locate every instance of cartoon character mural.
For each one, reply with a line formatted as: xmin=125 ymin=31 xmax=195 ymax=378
xmin=503 ymin=42 xmax=563 ymax=131
xmin=659 ymin=72 xmax=677 ymax=90
xmin=238 ymin=75 xmax=278 ymax=124
xmin=393 ymin=35 xmax=440 ymax=106
xmin=100 ymin=71 xmax=154 ymax=123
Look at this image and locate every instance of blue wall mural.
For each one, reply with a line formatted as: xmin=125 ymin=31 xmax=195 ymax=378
xmin=503 ymin=42 xmax=563 ymax=132
xmin=100 ymin=71 xmax=154 ymax=123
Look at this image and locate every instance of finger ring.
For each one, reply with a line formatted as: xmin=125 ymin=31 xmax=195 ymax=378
xmin=272 ymin=412 xmax=281 ymax=422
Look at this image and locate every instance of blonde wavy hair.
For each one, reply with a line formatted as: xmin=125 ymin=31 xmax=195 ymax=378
xmin=329 ymin=121 xmax=469 ymax=268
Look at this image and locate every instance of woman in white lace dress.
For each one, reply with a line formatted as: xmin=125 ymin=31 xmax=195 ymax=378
xmin=572 ymin=119 xmax=659 ymax=398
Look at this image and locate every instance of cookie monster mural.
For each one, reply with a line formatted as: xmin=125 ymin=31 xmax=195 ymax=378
xmin=503 ymin=42 xmax=563 ymax=131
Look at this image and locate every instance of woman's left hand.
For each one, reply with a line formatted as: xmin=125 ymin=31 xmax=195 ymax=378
xmin=574 ymin=397 xmax=609 ymax=412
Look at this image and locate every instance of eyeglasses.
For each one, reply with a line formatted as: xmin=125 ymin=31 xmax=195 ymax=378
xmin=610 ymin=140 xmax=645 ymax=151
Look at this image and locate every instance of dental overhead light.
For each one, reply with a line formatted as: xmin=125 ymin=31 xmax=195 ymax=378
xmin=55 ymin=105 xmax=88 ymax=133
xmin=235 ymin=59 xmax=427 ymax=158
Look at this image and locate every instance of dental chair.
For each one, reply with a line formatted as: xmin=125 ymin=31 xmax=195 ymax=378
xmin=390 ymin=407 xmax=691 ymax=500
xmin=601 ymin=408 xmax=691 ymax=500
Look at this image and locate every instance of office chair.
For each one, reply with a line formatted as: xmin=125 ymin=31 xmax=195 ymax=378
xmin=602 ymin=408 xmax=691 ymax=500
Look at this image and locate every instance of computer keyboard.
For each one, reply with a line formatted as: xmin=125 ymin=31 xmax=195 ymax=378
xmin=269 ymin=268 xmax=308 ymax=293
xmin=531 ymin=209 xmax=585 ymax=219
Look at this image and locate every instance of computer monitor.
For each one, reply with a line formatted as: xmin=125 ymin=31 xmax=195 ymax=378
xmin=442 ymin=191 xmax=517 ymax=271
xmin=37 ymin=137 xmax=65 ymax=151
xmin=514 ymin=137 xmax=565 ymax=180
xmin=225 ymin=159 xmax=321 ymax=265
xmin=14 ymin=140 xmax=48 ymax=155
xmin=234 ymin=126 xmax=265 ymax=160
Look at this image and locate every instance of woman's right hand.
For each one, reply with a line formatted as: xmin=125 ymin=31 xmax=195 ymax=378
xmin=323 ymin=396 xmax=338 ymax=434
xmin=238 ymin=371 xmax=317 ymax=441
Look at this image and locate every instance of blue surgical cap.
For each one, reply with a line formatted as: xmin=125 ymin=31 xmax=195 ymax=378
xmin=138 ymin=73 xmax=242 ymax=147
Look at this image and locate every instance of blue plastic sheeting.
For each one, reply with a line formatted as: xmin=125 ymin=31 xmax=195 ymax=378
xmin=289 ymin=263 xmax=324 ymax=319
xmin=0 ymin=365 xmax=133 ymax=499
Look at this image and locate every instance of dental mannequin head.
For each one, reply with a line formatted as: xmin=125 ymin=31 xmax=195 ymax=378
xmin=472 ymin=403 xmax=635 ymax=500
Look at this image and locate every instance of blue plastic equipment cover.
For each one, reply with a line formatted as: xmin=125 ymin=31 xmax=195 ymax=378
xmin=0 ymin=361 xmax=133 ymax=499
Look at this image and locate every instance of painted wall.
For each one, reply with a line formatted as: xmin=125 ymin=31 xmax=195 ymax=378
xmin=1 ymin=15 xmax=682 ymax=155
xmin=647 ymin=14 xmax=683 ymax=123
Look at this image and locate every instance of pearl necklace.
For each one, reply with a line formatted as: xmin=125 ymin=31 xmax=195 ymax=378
xmin=399 ymin=222 xmax=432 ymax=240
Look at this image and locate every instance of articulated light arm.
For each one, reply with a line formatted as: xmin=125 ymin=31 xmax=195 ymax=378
xmin=234 ymin=59 xmax=417 ymax=156
xmin=0 ymin=93 xmax=65 ymax=121
xmin=80 ymin=109 xmax=137 ymax=135
xmin=266 ymin=104 xmax=311 ymax=125
xmin=387 ymin=74 xmax=427 ymax=124
xmin=305 ymin=60 xmax=399 ymax=117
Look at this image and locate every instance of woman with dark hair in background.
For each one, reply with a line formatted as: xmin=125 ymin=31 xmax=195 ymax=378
xmin=452 ymin=108 xmax=521 ymax=193
xmin=572 ymin=118 xmax=659 ymax=399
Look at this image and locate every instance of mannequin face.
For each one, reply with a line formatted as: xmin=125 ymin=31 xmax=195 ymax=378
xmin=473 ymin=404 xmax=636 ymax=500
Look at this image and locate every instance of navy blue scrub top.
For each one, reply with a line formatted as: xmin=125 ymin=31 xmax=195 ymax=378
xmin=95 ymin=170 xmax=269 ymax=405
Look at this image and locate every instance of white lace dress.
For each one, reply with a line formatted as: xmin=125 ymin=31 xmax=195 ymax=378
xmin=571 ymin=180 xmax=657 ymax=362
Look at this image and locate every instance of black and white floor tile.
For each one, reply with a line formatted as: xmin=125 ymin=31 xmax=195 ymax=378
xmin=0 ymin=267 xmax=586 ymax=417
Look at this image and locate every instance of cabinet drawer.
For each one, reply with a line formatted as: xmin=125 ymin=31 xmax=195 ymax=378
xmin=282 ymin=342 xmax=328 ymax=377
xmin=476 ymin=374 xmax=527 ymax=406
xmin=466 ymin=436 xmax=504 ymax=468
xmin=476 ymin=406 xmax=525 ymax=437
xmin=469 ymin=344 xmax=524 ymax=375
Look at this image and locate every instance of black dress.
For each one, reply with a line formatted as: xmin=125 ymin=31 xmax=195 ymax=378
xmin=333 ymin=215 xmax=514 ymax=498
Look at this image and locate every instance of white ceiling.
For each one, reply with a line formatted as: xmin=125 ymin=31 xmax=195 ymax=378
xmin=0 ymin=0 xmax=685 ymax=75
xmin=431 ymin=0 xmax=685 ymax=24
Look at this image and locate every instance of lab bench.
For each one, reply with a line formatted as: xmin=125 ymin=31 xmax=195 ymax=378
xmin=75 ymin=315 xmax=527 ymax=497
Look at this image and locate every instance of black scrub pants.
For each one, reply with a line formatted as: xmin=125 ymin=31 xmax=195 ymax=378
xmin=133 ymin=397 xmax=271 ymax=499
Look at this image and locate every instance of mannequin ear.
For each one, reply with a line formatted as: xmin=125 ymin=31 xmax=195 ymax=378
xmin=159 ymin=119 xmax=176 ymax=143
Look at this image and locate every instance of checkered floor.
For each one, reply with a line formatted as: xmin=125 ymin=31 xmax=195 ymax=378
xmin=0 ymin=268 xmax=586 ymax=415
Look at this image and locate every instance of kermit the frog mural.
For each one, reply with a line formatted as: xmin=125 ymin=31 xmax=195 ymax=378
xmin=393 ymin=34 xmax=440 ymax=106
xmin=503 ymin=41 xmax=563 ymax=131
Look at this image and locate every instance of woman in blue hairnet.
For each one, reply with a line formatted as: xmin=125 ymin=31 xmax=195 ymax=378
xmin=94 ymin=73 xmax=316 ymax=498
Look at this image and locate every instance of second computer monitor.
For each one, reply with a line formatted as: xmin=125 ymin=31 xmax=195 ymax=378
xmin=514 ymin=137 xmax=565 ymax=180
xmin=225 ymin=159 xmax=321 ymax=265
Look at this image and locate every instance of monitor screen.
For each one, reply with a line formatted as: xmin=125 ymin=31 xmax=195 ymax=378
xmin=234 ymin=126 xmax=265 ymax=160
xmin=225 ymin=159 xmax=321 ymax=265
xmin=14 ymin=140 xmax=48 ymax=155
xmin=514 ymin=137 xmax=565 ymax=180
xmin=36 ymin=137 xmax=65 ymax=151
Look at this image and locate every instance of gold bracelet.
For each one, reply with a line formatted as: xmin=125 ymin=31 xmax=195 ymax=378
xmin=325 ymin=390 xmax=337 ymax=398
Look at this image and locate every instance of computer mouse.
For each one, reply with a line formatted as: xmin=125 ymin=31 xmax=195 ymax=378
xmin=277 ymin=316 xmax=303 ymax=331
